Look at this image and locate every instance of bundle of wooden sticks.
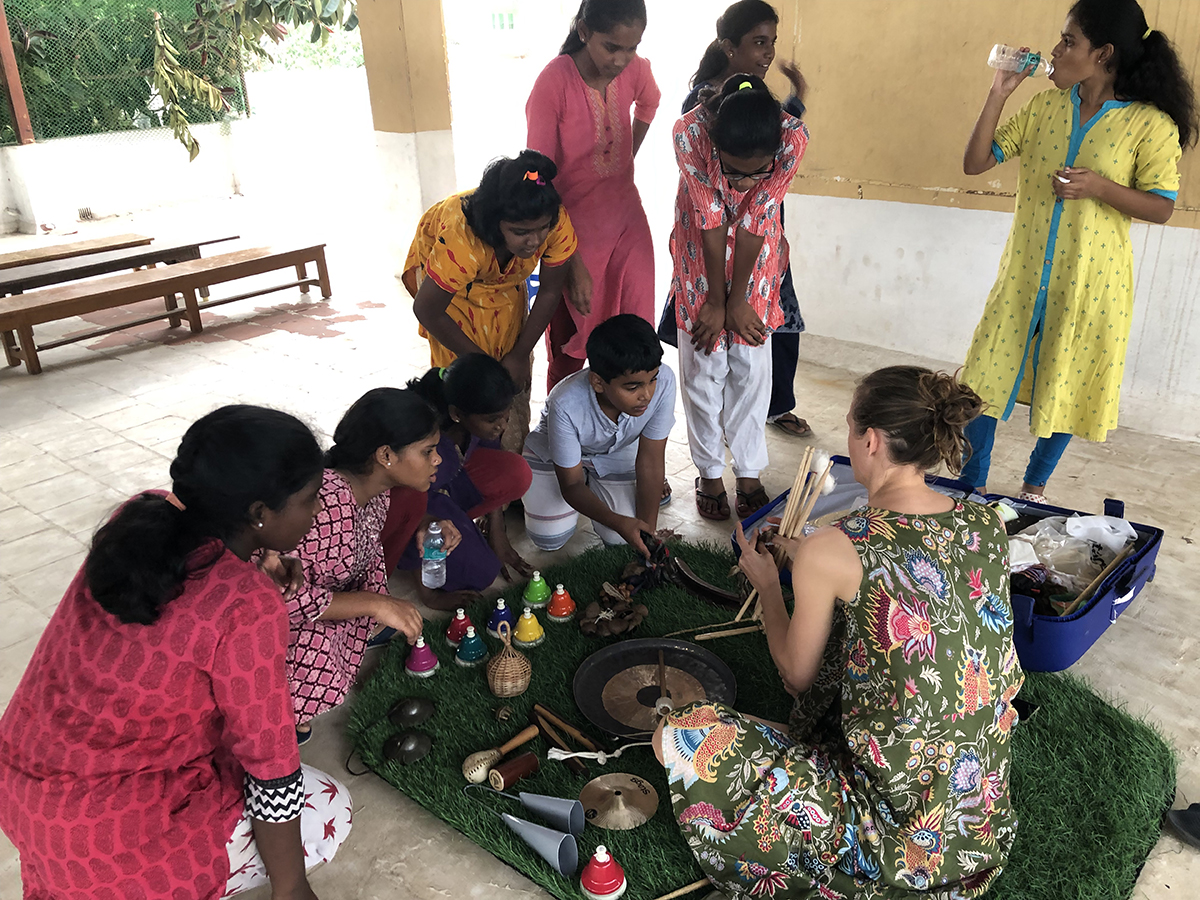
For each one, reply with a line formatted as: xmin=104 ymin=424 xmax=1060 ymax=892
xmin=671 ymin=447 xmax=836 ymax=642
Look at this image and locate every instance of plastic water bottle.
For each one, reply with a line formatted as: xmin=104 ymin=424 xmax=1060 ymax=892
xmin=421 ymin=522 xmax=447 ymax=589
xmin=988 ymin=44 xmax=1054 ymax=77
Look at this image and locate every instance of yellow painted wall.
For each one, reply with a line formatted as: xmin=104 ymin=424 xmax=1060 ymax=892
xmin=358 ymin=0 xmax=453 ymax=134
xmin=772 ymin=0 xmax=1200 ymax=227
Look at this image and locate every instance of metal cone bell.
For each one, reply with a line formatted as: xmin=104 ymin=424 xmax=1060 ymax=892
xmin=404 ymin=636 xmax=439 ymax=678
xmin=512 ymin=607 xmax=545 ymax=648
xmin=523 ymin=571 xmax=552 ymax=608
xmin=501 ymin=813 xmax=578 ymax=876
xmin=547 ymin=584 xmax=576 ymax=623
xmin=580 ymin=845 xmax=626 ymax=900
xmin=487 ymin=598 xmax=517 ymax=638
xmin=454 ymin=626 xmax=489 ymax=667
xmin=518 ymin=792 xmax=585 ymax=837
xmin=445 ymin=608 xmax=473 ymax=648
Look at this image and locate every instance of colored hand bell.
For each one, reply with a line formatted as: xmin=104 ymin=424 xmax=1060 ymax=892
xmin=580 ymin=845 xmax=627 ymax=900
xmin=546 ymin=584 xmax=576 ymax=623
xmin=523 ymin=570 xmax=552 ymax=608
xmin=455 ymin=626 xmax=489 ymax=667
xmin=446 ymin=608 xmax=473 ymax=647
xmin=487 ymin=598 xmax=517 ymax=638
xmin=404 ymin=636 xmax=439 ymax=678
xmin=512 ymin=607 xmax=545 ymax=648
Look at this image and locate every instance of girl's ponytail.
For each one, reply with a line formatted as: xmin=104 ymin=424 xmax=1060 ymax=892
xmin=704 ymin=74 xmax=783 ymax=159
xmin=560 ymin=1 xmax=587 ymax=55
xmin=692 ymin=41 xmax=728 ymax=89
xmin=1070 ymin=0 xmax=1197 ymax=148
xmin=407 ymin=367 xmax=453 ymax=427
xmin=1122 ymin=29 xmax=1197 ymax=148
xmin=85 ymin=406 xmax=324 ymax=625
xmin=462 ymin=150 xmax=563 ymax=253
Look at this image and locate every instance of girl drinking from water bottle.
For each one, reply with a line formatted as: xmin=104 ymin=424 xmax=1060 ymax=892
xmin=960 ymin=0 xmax=1195 ymax=502
xmin=672 ymin=73 xmax=808 ymax=522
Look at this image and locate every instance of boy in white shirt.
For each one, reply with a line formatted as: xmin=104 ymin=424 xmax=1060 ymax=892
xmin=523 ymin=315 xmax=674 ymax=557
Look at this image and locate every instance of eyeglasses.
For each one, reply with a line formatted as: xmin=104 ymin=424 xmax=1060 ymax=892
xmin=721 ymin=159 xmax=776 ymax=182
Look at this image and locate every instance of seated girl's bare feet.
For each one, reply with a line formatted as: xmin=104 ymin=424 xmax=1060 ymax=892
xmin=414 ymin=582 xmax=483 ymax=612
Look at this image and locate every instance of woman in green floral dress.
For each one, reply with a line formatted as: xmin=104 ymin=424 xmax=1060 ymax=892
xmin=655 ymin=366 xmax=1025 ymax=899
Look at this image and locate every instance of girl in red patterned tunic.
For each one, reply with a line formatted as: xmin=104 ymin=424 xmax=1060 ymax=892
xmin=286 ymin=389 xmax=450 ymax=740
xmin=671 ymin=74 xmax=808 ymax=523
xmin=0 ymin=406 xmax=351 ymax=900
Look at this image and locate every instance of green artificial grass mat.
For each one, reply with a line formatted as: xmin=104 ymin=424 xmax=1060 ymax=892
xmin=349 ymin=540 xmax=1176 ymax=900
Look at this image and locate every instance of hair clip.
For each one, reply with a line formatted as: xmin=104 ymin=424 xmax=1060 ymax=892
xmin=165 ymin=492 xmax=186 ymax=511
xmin=1142 ymin=27 xmax=1152 ymax=39
xmin=438 ymin=366 xmax=448 ymax=379
xmin=523 ymin=170 xmax=546 ymax=186
xmin=738 ymin=80 xmax=753 ymax=90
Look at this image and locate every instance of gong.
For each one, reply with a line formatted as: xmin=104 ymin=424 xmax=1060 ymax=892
xmin=573 ymin=639 xmax=737 ymax=737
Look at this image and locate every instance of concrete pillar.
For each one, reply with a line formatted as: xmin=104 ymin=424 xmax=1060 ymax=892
xmin=358 ymin=0 xmax=457 ymax=247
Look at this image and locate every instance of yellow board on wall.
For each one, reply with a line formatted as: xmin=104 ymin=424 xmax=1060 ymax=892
xmin=774 ymin=0 xmax=1200 ymax=227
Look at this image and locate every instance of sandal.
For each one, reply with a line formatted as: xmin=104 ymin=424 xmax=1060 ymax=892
xmin=1017 ymin=491 xmax=1049 ymax=506
xmin=296 ymin=724 xmax=312 ymax=746
xmin=367 ymin=625 xmax=397 ymax=649
xmin=735 ymin=485 xmax=772 ymax=519
xmin=767 ymin=412 xmax=814 ymax=438
xmin=694 ymin=477 xmax=731 ymax=521
xmin=660 ymin=478 xmax=672 ymax=508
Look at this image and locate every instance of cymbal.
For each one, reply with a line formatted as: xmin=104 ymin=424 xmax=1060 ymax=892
xmin=579 ymin=773 xmax=659 ymax=830
xmin=574 ymin=639 xmax=737 ymax=737
xmin=600 ymin=664 xmax=705 ymax=734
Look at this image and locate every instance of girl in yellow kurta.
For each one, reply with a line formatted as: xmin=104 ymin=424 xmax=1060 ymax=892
xmin=403 ymin=150 xmax=579 ymax=389
xmin=959 ymin=0 xmax=1194 ymax=501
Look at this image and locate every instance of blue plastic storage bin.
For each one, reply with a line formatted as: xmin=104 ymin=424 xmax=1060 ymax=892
xmin=731 ymin=459 xmax=1160 ymax=672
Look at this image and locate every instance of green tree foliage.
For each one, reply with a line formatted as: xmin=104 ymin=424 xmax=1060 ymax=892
xmin=2 ymin=0 xmax=359 ymax=156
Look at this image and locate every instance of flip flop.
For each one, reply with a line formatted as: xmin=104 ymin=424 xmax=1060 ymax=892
xmin=660 ymin=478 xmax=672 ymax=507
xmin=694 ymin=476 xmax=731 ymax=521
xmin=296 ymin=724 xmax=312 ymax=746
xmin=366 ymin=626 xmax=397 ymax=649
xmin=767 ymin=412 xmax=814 ymax=438
xmin=736 ymin=485 xmax=772 ymax=519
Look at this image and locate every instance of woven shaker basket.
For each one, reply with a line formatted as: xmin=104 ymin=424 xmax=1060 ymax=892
xmin=486 ymin=620 xmax=532 ymax=698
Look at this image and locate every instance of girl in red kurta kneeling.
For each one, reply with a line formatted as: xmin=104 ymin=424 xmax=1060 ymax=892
xmin=0 ymin=406 xmax=352 ymax=900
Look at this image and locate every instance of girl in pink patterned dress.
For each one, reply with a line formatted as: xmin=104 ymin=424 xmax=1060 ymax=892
xmin=671 ymin=74 xmax=808 ymax=522
xmin=526 ymin=0 xmax=661 ymax=390
xmin=287 ymin=389 xmax=458 ymax=741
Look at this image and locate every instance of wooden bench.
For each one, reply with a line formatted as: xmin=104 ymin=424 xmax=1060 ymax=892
xmin=0 ymin=234 xmax=153 ymax=271
xmin=0 ymin=244 xmax=330 ymax=374
xmin=0 ymin=236 xmax=239 ymax=297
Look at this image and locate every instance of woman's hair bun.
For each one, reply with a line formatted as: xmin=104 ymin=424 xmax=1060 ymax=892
xmin=852 ymin=366 xmax=984 ymax=474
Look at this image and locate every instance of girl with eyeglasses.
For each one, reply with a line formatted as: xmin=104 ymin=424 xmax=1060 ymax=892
xmin=670 ymin=73 xmax=808 ymax=522
xmin=659 ymin=0 xmax=814 ymax=442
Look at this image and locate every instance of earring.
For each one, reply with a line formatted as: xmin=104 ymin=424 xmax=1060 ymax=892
xmin=256 ymin=522 xmax=264 ymax=529
xmin=386 ymin=461 xmax=392 ymax=467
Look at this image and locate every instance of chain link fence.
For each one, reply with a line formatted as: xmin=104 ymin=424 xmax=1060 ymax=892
xmin=1 ymin=0 xmax=247 ymax=146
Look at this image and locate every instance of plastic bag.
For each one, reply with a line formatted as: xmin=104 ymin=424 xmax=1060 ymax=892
xmin=1012 ymin=515 xmax=1133 ymax=593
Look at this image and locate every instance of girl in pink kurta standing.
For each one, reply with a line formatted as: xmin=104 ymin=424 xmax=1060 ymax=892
xmin=526 ymin=0 xmax=661 ymax=390
xmin=0 ymin=406 xmax=351 ymax=900
xmin=286 ymin=388 xmax=453 ymax=739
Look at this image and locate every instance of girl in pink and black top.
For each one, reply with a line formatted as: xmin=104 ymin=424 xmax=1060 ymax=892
xmin=287 ymin=388 xmax=447 ymax=742
xmin=0 ymin=406 xmax=351 ymax=900
xmin=671 ymin=73 xmax=808 ymax=522
xmin=526 ymin=0 xmax=661 ymax=390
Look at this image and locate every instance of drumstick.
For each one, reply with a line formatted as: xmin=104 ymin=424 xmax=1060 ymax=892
xmin=651 ymin=878 xmax=711 ymax=900
xmin=694 ymin=623 xmax=763 ymax=641
xmin=531 ymin=703 xmax=600 ymax=752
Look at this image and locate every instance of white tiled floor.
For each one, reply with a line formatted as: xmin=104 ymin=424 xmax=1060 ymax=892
xmin=1 ymin=207 xmax=1198 ymax=898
